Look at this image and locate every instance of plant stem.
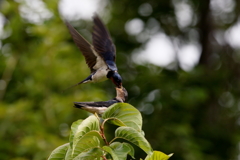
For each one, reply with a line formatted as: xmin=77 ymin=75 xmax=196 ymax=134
xmin=101 ymin=155 xmax=108 ymax=160
xmin=100 ymin=120 xmax=109 ymax=145
xmin=109 ymin=137 xmax=117 ymax=144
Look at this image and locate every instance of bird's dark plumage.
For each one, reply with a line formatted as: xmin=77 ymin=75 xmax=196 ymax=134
xmin=66 ymin=22 xmax=97 ymax=72
xmin=92 ymin=15 xmax=117 ymax=71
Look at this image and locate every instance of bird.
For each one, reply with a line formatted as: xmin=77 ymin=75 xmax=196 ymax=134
xmin=74 ymin=87 xmax=128 ymax=115
xmin=65 ymin=14 xmax=122 ymax=89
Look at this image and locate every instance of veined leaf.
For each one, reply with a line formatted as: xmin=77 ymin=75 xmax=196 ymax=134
xmin=69 ymin=119 xmax=83 ymax=148
xmin=73 ymin=115 xmax=100 ymax=147
xmin=115 ymin=126 xmax=152 ymax=155
xmin=65 ymin=146 xmax=73 ymax=160
xmin=122 ymin=143 xmax=135 ymax=159
xmin=145 ymin=151 xmax=173 ymax=160
xmin=109 ymin=142 xmax=135 ymax=159
xmin=103 ymin=146 xmax=119 ymax=160
xmin=73 ymin=148 xmax=104 ymax=160
xmin=102 ymin=103 xmax=142 ymax=132
xmin=72 ymin=131 xmax=104 ymax=158
xmin=48 ymin=143 xmax=69 ymax=160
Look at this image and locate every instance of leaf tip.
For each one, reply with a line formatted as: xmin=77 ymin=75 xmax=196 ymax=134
xmin=168 ymin=153 xmax=174 ymax=157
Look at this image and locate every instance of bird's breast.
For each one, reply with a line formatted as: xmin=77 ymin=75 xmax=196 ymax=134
xmin=81 ymin=106 xmax=108 ymax=114
xmin=92 ymin=48 xmax=106 ymax=70
xmin=91 ymin=67 xmax=109 ymax=82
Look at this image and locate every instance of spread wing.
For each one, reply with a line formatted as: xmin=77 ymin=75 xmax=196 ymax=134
xmin=66 ymin=22 xmax=97 ymax=72
xmin=92 ymin=14 xmax=118 ymax=71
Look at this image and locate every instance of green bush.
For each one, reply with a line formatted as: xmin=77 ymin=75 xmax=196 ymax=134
xmin=48 ymin=103 xmax=173 ymax=160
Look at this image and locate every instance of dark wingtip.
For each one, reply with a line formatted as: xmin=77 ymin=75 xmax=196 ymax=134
xmin=92 ymin=13 xmax=104 ymax=29
xmin=92 ymin=12 xmax=100 ymax=19
xmin=65 ymin=20 xmax=71 ymax=28
xmin=65 ymin=21 xmax=76 ymax=36
xmin=73 ymin=102 xmax=83 ymax=108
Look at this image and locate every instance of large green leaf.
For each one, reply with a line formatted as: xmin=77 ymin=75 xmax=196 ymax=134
xmin=103 ymin=146 xmax=119 ymax=160
xmin=72 ymin=131 xmax=104 ymax=158
xmin=73 ymin=115 xmax=100 ymax=146
xmin=145 ymin=151 xmax=173 ymax=160
xmin=48 ymin=143 xmax=69 ymax=160
xmin=102 ymin=103 xmax=142 ymax=132
xmin=114 ymin=126 xmax=152 ymax=155
xmin=69 ymin=119 xmax=83 ymax=148
xmin=73 ymin=148 xmax=104 ymax=160
xmin=109 ymin=142 xmax=135 ymax=159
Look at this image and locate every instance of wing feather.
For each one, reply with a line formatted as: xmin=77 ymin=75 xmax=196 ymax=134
xmin=92 ymin=14 xmax=117 ymax=71
xmin=66 ymin=22 xmax=97 ymax=72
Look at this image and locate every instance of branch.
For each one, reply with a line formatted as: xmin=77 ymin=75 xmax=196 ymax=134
xmin=198 ymin=0 xmax=212 ymax=66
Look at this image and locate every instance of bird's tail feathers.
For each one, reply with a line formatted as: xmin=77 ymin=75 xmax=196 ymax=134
xmin=62 ymin=75 xmax=92 ymax=93
xmin=61 ymin=81 xmax=84 ymax=93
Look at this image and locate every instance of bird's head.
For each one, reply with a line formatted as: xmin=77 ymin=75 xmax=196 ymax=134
xmin=107 ymin=71 xmax=122 ymax=88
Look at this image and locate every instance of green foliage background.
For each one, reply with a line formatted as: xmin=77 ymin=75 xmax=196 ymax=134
xmin=1 ymin=0 xmax=240 ymax=160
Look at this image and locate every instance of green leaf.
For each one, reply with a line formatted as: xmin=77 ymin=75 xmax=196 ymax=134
xmin=103 ymin=146 xmax=119 ymax=160
xmin=122 ymin=143 xmax=135 ymax=159
xmin=73 ymin=115 xmax=100 ymax=147
xmin=145 ymin=151 xmax=173 ymax=160
xmin=114 ymin=126 xmax=152 ymax=155
xmin=102 ymin=103 xmax=142 ymax=132
xmin=69 ymin=119 xmax=83 ymax=148
xmin=48 ymin=143 xmax=69 ymax=160
xmin=73 ymin=148 xmax=104 ymax=160
xmin=65 ymin=146 xmax=73 ymax=160
xmin=109 ymin=142 xmax=135 ymax=159
xmin=72 ymin=131 xmax=104 ymax=158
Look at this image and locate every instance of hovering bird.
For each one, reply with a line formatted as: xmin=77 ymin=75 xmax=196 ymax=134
xmin=74 ymin=87 xmax=128 ymax=115
xmin=65 ymin=14 xmax=122 ymax=89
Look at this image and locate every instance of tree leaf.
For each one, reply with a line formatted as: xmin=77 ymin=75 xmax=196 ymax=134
xmin=73 ymin=115 xmax=100 ymax=148
xmin=122 ymin=143 xmax=135 ymax=159
xmin=103 ymin=146 xmax=119 ymax=160
xmin=102 ymin=103 xmax=142 ymax=132
xmin=109 ymin=142 xmax=135 ymax=159
xmin=73 ymin=148 xmax=104 ymax=160
xmin=145 ymin=151 xmax=173 ymax=160
xmin=115 ymin=126 xmax=152 ymax=155
xmin=72 ymin=131 xmax=104 ymax=158
xmin=69 ymin=119 xmax=83 ymax=148
xmin=48 ymin=143 xmax=69 ymax=160
xmin=65 ymin=146 xmax=73 ymax=160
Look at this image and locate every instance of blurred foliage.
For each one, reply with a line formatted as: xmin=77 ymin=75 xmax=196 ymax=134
xmin=0 ymin=0 xmax=240 ymax=160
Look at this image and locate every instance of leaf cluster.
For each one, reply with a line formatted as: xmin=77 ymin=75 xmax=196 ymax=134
xmin=48 ymin=103 xmax=172 ymax=160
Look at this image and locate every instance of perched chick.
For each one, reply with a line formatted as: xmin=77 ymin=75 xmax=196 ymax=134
xmin=74 ymin=87 xmax=128 ymax=114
